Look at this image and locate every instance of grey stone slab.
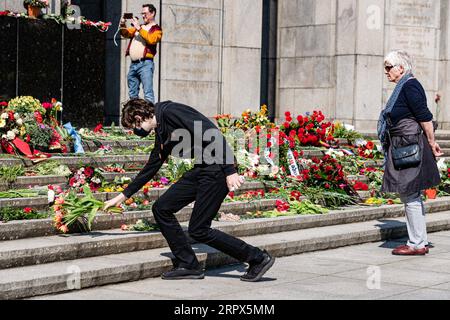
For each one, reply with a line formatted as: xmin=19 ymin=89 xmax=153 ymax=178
xmin=163 ymin=0 xmax=222 ymax=10
xmin=385 ymin=0 xmax=440 ymax=28
xmin=381 ymin=288 xmax=450 ymax=300
xmin=159 ymin=80 xmax=220 ymax=118
xmin=216 ymin=275 xmax=416 ymax=300
xmin=223 ymin=0 xmax=262 ymax=48
xmin=295 ymin=25 xmax=335 ymax=57
xmin=221 ymin=47 xmax=262 ymax=115
xmin=333 ymin=265 xmax=450 ymax=288
xmin=385 ymin=257 xmax=450 ymax=275
xmin=161 ymin=43 xmax=220 ymax=82
xmin=162 ymin=4 xmax=221 ymax=46
xmin=29 ymin=287 xmax=158 ymax=300
xmin=274 ymin=254 xmax=368 ymax=275
xmin=430 ymin=281 xmax=450 ymax=291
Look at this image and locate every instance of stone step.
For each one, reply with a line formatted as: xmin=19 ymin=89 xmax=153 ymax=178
xmin=0 ymin=150 xmax=330 ymax=168
xmin=0 ymin=180 xmax=266 ymax=210
xmin=81 ymin=139 xmax=154 ymax=152
xmin=360 ymin=131 xmax=450 ymax=141
xmin=0 ymin=172 xmax=140 ymax=192
xmin=1 ymin=211 xmax=449 ymax=300
xmin=1 ymin=198 xmax=450 ymax=270
xmin=0 ymin=199 xmax=277 ymax=241
xmin=0 ymin=155 xmax=150 ymax=168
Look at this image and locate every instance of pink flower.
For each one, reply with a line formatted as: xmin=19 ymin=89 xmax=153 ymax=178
xmin=59 ymin=225 xmax=69 ymax=233
xmin=160 ymin=177 xmax=170 ymax=185
xmin=42 ymin=102 xmax=53 ymax=109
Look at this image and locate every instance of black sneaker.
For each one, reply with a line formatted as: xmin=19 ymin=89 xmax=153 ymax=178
xmin=161 ymin=267 xmax=205 ymax=280
xmin=240 ymin=250 xmax=275 ymax=282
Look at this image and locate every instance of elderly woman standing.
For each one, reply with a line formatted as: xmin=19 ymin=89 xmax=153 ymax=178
xmin=378 ymin=50 xmax=443 ymax=256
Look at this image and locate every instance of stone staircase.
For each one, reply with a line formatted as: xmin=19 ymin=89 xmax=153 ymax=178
xmin=1 ymin=136 xmax=450 ymax=299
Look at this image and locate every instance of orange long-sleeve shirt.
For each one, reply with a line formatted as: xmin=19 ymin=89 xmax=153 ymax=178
xmin=121 ymin=24 xmax=163 ymax=60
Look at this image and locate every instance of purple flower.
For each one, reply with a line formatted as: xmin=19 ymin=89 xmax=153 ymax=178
xmin=160 ymin=177 xmax=170 ymax=185
xmin=39 ymin=124 xmax=46 ymax=129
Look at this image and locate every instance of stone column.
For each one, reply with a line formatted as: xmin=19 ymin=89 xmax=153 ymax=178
xmin=158 ymin=0 xmax=223 ymax=117
xmin=277 ymin=0 xmax=337 ymax=121
xmin=221 ymin=0 xmax=262 ymax=117
xmin=335 ymin=0 xmax=385 ymax=130
xmin=439 ymin=0 xmax=450 ymax=129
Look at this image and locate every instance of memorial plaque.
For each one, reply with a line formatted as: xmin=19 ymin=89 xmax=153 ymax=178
xmin=162 ymin=43 xmax=219 ymax=82
xmin=386 ymin=25 xmax=437 ymax=59
xmin=387 ymin=0 xmax=439 ymax=28
xmin=163 ymin=0 xmax=222 ymax=10
xmin=0 ymin=16 xmax=17 ymax=100
xmin=162 ymin=4 xmax=220 ymax=46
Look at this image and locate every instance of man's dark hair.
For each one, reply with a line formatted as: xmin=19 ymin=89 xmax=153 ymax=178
xmin=121 ymin=99 xmax=155 ymax=128
xmin=143 ymin=4 xmax=157 ymax=14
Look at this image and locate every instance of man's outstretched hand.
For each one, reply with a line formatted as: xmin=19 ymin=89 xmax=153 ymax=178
xmin=103 ymin=193 xmax=127 ymax=211
xmin=226 ymin=173 xmax=245 ymax=192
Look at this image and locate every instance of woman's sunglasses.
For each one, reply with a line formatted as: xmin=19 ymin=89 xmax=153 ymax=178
xmin=384 ymin=65 xmax=396 ymax=72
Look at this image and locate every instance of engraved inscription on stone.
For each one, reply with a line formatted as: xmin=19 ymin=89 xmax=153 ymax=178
xmin=388 ymin=0 xmax=438 ymax=28
xmin=387 ymin=26 xmax=437 ymax=59
xmin=163 ymin=5 xmax=220 ymax=46
xmin=163 ymin=44 xmax=219 ymax=82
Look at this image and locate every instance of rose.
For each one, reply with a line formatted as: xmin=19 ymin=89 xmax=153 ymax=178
xmin=84 ymin=167 xmax=94 ymax=178
xmin=42 ymin=102 xmax=53 ymax=110
xmin=23 ymin=207 xmax=33 ymax=214
xmin=1 ymin=113 xmax=8 ymax=119
xmin=34 ymin=111 xmax=43 ymax=123
xmin=16 ymin=118 xmax=23 ymax=126
xmin=93 ymin=124 xmax=103 ymax=133
xmin=6 ymin=131 xmax=15 ymax=140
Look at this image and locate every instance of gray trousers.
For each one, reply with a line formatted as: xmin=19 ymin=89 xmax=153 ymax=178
xmin=400 ymin=192 xmax=428 ymax=249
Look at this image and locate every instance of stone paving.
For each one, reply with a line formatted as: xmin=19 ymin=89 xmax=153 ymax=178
xmin=32 ymin=231 xmax=450 ymax=300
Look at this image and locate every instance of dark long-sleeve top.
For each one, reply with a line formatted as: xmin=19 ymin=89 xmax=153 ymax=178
xmin=122 ymin=101 xmax=237 ymax=198
xmin=389 ymin=78 xmax=433 ymax=126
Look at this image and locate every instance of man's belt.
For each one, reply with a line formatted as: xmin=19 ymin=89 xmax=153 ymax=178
xmin=131 ymin=57 xmax=153 ymax=63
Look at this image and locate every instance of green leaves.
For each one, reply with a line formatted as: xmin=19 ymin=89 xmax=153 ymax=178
xmin=55 ymin=186 xmax=122 ymax=233
xmin=0 ymin=207 xmax=48 ymax=223
xmin=0 ymin=165 xmax=25 ymax=184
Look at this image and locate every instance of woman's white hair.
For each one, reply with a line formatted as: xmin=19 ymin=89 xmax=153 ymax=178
xmin=384 ymin=50 xmax=414 ymax=74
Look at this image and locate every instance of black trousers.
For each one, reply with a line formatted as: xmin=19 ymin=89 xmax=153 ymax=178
xmin=152 ymin=165 xmax=264 ymax=269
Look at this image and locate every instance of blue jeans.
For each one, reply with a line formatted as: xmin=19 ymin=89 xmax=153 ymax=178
xmin=127 ymin=59 xmax=155 ymax=103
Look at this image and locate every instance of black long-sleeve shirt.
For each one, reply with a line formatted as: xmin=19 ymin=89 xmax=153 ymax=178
xmin=122 ymin=101 xmax=237 ymax=198
xmin=390 ymin=79 xmax=433 ymax=126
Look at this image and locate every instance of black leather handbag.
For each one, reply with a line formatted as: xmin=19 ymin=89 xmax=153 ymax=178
xmin=388 ymin=131 xmax=422 ymax=170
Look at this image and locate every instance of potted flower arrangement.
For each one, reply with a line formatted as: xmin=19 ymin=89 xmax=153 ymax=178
xmin=23 ymin=0 xmax=49 ymax=18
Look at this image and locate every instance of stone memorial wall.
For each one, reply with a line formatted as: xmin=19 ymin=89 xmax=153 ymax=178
xmin=278 ymin=0 xmax=450 ymax=130
xmin=3 ymin=0 xmax=450 ymax=129
xmin=120 ymin=0 xmax=262 ymax=118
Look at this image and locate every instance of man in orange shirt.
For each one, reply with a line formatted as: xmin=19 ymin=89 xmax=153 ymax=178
xmin=120 ymin=4 xmax=162 ymax=103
